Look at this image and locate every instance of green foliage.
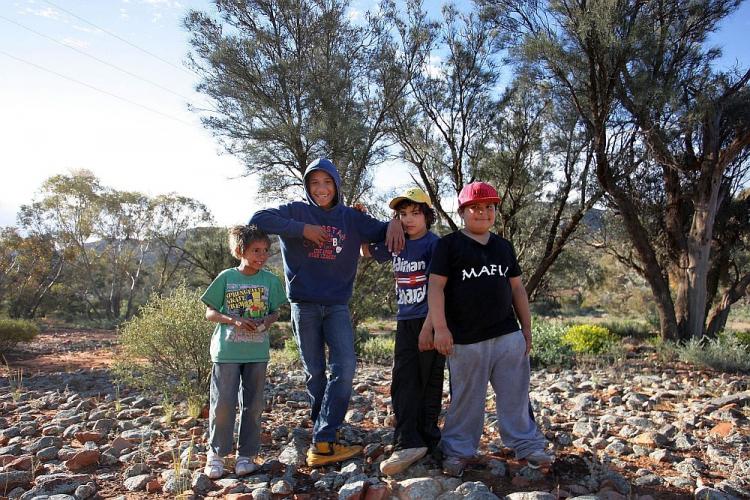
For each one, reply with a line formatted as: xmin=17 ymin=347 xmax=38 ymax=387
xmin=530 ymin=321 xmax=574 ymax=369
xmin=269 ymin=338 xmax=301 ymax=369
xmin=676 ymin=336 xmax=750 ymax=372
xmin=732 ymin=331 xmax=750 ymax=350
xmin=0 ymin=318 xmax=40 ymax=352
xmin=360 ymin=335 xmax=395 ymax=364
xmin=562 ymin=324 xmax=617 ymax=354
xmin=113 ymin=285 xmax=212 ymax=404
xmin=354 ymin=328 xmax=374 ymax=356
xmin=600 ymin=319 xmax=653 ymax=339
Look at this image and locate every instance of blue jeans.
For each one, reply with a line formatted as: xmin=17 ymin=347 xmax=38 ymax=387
xmin=291 ymin=302 xmax=357 ymax=443
xmin=208 ymin=362 xmax=267 ymax=457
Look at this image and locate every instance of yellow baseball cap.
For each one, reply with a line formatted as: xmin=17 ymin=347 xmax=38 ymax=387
xmin=389 ymin=187 xmax=432 ymax=209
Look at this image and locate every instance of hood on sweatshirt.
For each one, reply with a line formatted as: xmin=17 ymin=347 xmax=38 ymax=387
xmin=304 ymin=158 xmax=342 ymax=208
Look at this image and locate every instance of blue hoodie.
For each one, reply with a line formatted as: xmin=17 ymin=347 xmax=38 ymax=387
xmin=249 ymin=158 xmax=389 ymax=304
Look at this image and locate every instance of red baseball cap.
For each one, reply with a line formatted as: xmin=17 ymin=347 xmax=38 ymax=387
xmin=457 ymin=182 xmax=501 ymax=210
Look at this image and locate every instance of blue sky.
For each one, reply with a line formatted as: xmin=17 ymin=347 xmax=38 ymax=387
xmin=1 ymin=0 xmax=748 ymax=229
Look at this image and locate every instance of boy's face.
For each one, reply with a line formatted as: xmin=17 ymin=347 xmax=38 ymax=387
xmin=460 ymin=202 xmax=496 ymax=235
xmin=307 ymin=170 xmax=336 ymax=208
xmin=241 ymin=240 xmax=270 ymax=273
xmin=397 ymin=203 xmax=428 ymax=238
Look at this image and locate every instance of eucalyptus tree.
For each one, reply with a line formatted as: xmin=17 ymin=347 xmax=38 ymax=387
xmin=481 ymin=0 xmax=750 ymax=339
xmin=387 ymin=1 xmax=501 ymax=229
xmin=185 ymin=0 xmax=417 ymax=204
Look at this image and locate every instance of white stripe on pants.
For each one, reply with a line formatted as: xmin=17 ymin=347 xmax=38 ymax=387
xmin=439 ymin=330 xmax=547 ymax=459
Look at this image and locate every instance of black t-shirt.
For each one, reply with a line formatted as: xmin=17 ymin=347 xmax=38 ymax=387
xmin=430 ymin=231 xmax=521 ymax=345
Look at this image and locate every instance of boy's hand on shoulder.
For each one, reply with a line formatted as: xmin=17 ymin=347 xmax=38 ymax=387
xmin=386 ymin=219 xmax=405 ymax=253
xmin=433 ymin=327 xmax=454 ymax=356
xmin=418 ymin=327 xmax=434 ymax=351
xmin=303 ymin=224 xmax=329 ymax=246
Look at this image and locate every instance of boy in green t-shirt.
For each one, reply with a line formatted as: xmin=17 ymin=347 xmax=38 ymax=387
xmin=200 ymin=225 xmax=287 ymax=479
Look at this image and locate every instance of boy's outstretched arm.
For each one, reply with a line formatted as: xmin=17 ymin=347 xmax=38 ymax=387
xmin=510 ymin=276 xmax=532 ymax=356
xmin=250 ymin=207 xmax=328 ymax=246
xmin=427 ymin=274 xmax=453 ymax=356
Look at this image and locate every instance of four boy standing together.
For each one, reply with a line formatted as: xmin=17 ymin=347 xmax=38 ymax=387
xmin=200 ymin=158 xmax=553 ymax=480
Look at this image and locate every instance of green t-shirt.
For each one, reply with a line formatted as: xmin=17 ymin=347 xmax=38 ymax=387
xmin=201 ymin=268 xmax=287 ymax=363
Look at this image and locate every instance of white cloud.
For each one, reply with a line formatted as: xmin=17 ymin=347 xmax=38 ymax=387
xmin=23 ymin=6 xmax=62 ymax=21
xmin=72 ymin=24 xmax=101 ymax=34
xmin=424 ymin=54 xmax=443 ymax=79
xmin=120 ymin=8 xmax=129 ymax=20
xmin=151 ymin=12 xmax=163 ymax=23
xmin=348 ymin=8 xmax=363 ymax=23
xmin=61 ymin=37 xmax=89 ymax=49
xmin=141 ymin=0 xmax=180 ymax=7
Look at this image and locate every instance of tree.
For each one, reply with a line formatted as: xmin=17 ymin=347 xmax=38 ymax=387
xmin=388 ymin=1 xmax=501 ymax=229
xmin=185 ymin=0 xmax=414 ymax=204
xmin=483 ymin=0 xmax=750 ymax=339
xmin=388 ymin=2 xmax=601 ymax=298
xmin=0 ymin=228 xmax=64 ymax=319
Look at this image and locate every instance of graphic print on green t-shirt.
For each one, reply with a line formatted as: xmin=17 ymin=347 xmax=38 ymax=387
xmin=224 ymin=283 xmax=269 ymax=343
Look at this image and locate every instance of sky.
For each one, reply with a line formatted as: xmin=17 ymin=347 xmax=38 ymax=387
xmin=1 ymin=0 xmax=749 ymax=230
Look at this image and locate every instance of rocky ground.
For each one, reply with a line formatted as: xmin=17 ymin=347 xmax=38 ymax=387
xmin=1 ymin=329 xmax=749 ymax=500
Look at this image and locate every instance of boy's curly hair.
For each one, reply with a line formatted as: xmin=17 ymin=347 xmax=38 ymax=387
xmin=393 ymin=200 xmax=436 ymax=230
xmin=228 ymin=224 xmax=271 ymax=260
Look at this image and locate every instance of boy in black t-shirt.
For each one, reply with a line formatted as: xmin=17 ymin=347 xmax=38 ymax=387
xmin=428 ymin=182 xmax=552 ymax=477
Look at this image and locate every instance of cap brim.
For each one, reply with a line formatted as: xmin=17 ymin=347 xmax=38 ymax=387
xmin=458 ymin=196 xmax=501 ymax=209
xmin=389 ymin=196 xmax=432 ymax=209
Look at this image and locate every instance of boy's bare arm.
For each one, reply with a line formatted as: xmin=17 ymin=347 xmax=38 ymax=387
xmin=385 ymin=219 xmax=405 ymax=254
xmin=510 ymin=276 xmax=532 ymax=356
xmin=418 ymin=312 xmax=434 ymax=351
xmin=427 ymin=274 xmax=453 ymax=356
xmin=205 ymin=307 xmax=256 ymax=331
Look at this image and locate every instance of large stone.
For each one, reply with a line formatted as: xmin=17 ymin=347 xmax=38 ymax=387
xmin=693 ymin=486 xmax=734 ymax=500
xmin=339 ymin=479 xmax=365 ymax=499
xmin=278 ymin=434 xmax=308 ymax=466
xmin=33 ymin=473 xmax=94 ymax=495
xmin=65 ymin=449 xmax=100 ymax=471
xmin=397 ymin=477 xmax=443 ymax=500
xmin=0 ymin=470 xmax=33 ymax=490
xmin=504 ymin=493 xmax=556 ymax=500
xmin=123 ymin=474 xmax=151 ymax=492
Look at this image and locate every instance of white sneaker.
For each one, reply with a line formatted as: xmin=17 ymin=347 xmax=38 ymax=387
xmin=235 ymin=455 xmax=259 ymax=476
xmin=380 ymin=447 xmax=428 ymax=476
xmin=524 ymin=449 xmax=554 ymax=469
xmin=203 ymin=451 xmax=224 ymax=479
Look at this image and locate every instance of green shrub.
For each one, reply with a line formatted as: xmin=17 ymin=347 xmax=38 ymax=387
xmin=354 ymin=328 xmax=374 ymax=357
xmin=562 ymin=324 xmax=617 ymax=354
xmin=113 ymin=285 xmax=212 ymax=405
xmin=0 ymin=318 xmax=40 ymax=352
xmin=268 ymin=322 xmax=292 ymax=349
xmin=360 ymin=336 xmax=395 ymax=364
xmin=531 ymin=322 xmax=574 ymax=368
xmin=730 ymin=331 xmax=750 ymax=350
xmin=269 ymin=338 xmax=301 ymax=370
xmin=676 ymin=336 xmax=750 ymax=372
xmin=600 ymin=320 xmax=652 ymax=339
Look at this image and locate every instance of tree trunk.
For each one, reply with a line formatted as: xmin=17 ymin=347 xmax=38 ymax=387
xmin=682 ymin=163 xmax=724 ymax=339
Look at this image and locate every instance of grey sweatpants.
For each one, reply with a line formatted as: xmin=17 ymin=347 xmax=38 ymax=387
xmin=439 ymin=330 xmax=548 ymax=459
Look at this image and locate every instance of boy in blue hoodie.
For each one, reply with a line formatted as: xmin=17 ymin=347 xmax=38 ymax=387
xmin=249 ymin=158 xmax=403 ymax=466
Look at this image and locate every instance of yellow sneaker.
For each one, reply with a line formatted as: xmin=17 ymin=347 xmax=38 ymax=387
xmin=306 ymin=441 xmax=363 ymax=467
